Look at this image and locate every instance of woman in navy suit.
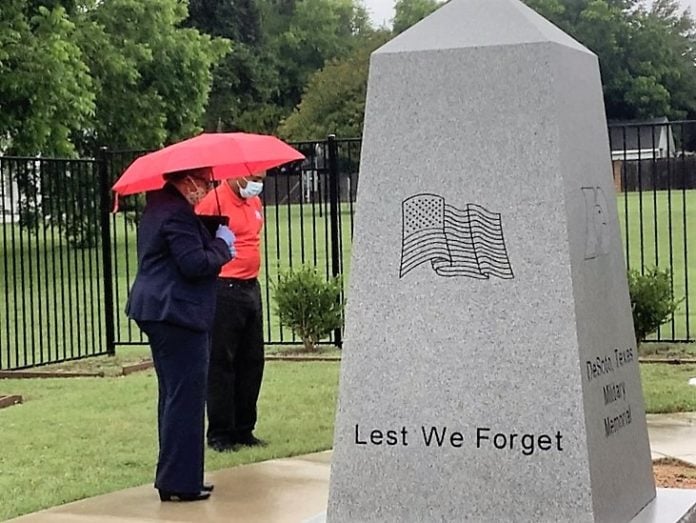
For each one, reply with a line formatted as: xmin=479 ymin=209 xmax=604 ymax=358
xmin=127 ymin=168 xmax=234 ymax=502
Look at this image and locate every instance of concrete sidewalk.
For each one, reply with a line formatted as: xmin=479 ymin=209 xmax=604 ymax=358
xmin=648 ymin=412 xmax=696 ymax=465
xmin=7 ymin=414 xmax=696 ymax=523
xmin=7 ymin=452 xmax=332 ymax=523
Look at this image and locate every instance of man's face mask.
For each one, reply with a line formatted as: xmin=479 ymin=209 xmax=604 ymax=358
xmin=239 ymin=179 xmax=264 ymax=199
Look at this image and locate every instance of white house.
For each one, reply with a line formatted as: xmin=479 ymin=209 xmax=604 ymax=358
xmin=609 ymin=117 xmax=676 ymax=160
xmin=0 ymin=172 xmax=19 ymax=224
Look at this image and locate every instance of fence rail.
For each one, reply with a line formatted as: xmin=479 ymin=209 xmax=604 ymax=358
xmin=0 ymin=156 xmax=108 ymax=369
xmin=609 ymin=121 xmax=696 ymax=341
xmin=1 ymin=124 xmax=695 ymax=369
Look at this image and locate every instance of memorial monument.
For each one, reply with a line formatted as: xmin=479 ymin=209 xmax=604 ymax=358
xmin=325 ymin=0 xmax=696 ymax=521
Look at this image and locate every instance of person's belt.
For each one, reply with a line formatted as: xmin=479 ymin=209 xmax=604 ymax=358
xmin=218 ymin=277 xmax=258 ymax=288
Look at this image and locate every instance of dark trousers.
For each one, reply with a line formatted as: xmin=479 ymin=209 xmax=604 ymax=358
xmin=138 ymin=320 xmax=208 ymax=493
xmin=207 ymin=278 xmax=265 ymax=443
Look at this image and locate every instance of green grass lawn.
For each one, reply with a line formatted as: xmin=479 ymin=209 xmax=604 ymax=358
xmin=0 ymin=221 xmax=108 ymax=369
xmin=0 ymin=357 xmax=693 ymax=520
xmin=617 ymin=190 xmax=696 ymax=341
xmin=0 ymin=360 xmax=339 ymax=521
xmin=640 ymin=363 xmax=696 ymax=413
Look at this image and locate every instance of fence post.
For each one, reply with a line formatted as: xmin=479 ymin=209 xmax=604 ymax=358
xmin=327 ymin=134 xmax=343 ymax=348
xmin=98 ymin=148 xmax=116 ymax=356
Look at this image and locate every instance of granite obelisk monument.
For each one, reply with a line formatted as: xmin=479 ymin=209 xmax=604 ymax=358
xmin=326 ymin=0 xmax=696 ymax=521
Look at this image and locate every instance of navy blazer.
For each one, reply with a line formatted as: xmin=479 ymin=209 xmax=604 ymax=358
xmin=126 ymin=184 xmax=232 ymax=332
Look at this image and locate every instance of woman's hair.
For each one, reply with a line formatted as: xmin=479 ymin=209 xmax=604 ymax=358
xmin=164 ymin=167 xmax=211 ymax=183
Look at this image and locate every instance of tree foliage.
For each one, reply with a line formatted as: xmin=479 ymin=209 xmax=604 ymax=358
xmin=185 ymin=0 xmax=274 ymax=132
xmin=4 ymin=0 xmax=696 ymax=152
xmin=281 ymin=0 xmax=696 ymax=140
xmin=524 ymin=0 xmax=696 ymax=121
xmin=78 ymin=0 xmax=229 ymax=152
xmin=0 ymin=2 xmax=94 ymax=156
xmin=1 ymin=0 xmax=229 ymax=248
xmin=275 ymin=0 xmax=370 ymax=100
xmin=393 ymin=0 xmax=442 ymax=34
xmin=277 ymin=0 xmax=436 ymax=141
xmin=0 ymin=0 xmax=228 ymax=156
xmin=279 ymin=32 xmax=390 ymax=139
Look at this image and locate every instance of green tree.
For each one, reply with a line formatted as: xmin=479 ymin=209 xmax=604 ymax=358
xmin=187 ymin=0 xmax=262 ymax=44
xmin=629 ymin=0 xmax=696 ymax=119
xmin=185 ymin=0 xmax=280 ymax=132
xmin=0 ymin=2 xmax=94 ymax=156
xmin=523 ymin=0 xmax=696 ymax=121
xmin=269 ymin=0 xmax=372 ymax=111
xmin=75 ymin=0 xmax=229 ymax=152
xmin=392 ymin=0 xmax=442 ymax=34
xmin=2 ymin=0 xmax=228 ymax=247
xmin=279 ymin=32 xmax=390 ymax=139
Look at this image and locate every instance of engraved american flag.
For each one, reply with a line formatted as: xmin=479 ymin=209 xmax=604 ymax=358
xmin=399 ymin=194 xmax=514 ymax=279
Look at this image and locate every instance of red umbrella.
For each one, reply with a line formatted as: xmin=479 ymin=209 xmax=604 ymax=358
xmin=112 ymin=132 xmax=305 ymax=196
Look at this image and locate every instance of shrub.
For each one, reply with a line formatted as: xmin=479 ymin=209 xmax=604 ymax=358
xmin=273 ymin=265 xmax=344 ymax=351
xmin=627 ymin=267 xmax=682 ymax=347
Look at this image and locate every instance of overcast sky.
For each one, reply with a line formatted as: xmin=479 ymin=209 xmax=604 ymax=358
xmin=363 ymin=0 xmax=394 ymax=27
xmin=681 ymin=0 xmax=696 ymax=13
xmin=361 ymin=0 xmax=696 ymax=29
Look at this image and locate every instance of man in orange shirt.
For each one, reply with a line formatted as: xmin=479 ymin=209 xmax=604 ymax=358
xmin=196 ymin=172 xmax=266 ymax=452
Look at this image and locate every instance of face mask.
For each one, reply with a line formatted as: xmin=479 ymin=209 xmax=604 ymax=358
xmin=239 ymin=180 xmax=264 ymax=199
xmin=185 ymin=177 xmax=209 ymax=205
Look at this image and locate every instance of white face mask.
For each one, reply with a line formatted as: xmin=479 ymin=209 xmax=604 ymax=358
xmin=239 ymin=180 xmax=264 ymax=199
xmin=185 ymin=176 xmax=209 ymax=205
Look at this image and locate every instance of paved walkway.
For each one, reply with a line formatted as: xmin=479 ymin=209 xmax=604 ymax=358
xmin=8 ymin=414 xmax=696 ymax=523
xmin=648 ymin=412 xmax=696 ymax=465
xmin=8 ymin=452 xmax=331 ymax=523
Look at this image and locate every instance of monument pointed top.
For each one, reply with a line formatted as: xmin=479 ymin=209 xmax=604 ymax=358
xmin=376 ymin=0 xmax=591 ymax=55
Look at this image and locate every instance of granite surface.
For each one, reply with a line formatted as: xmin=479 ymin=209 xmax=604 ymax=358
xmin=327 ymin=0 xmax=658 ymax=521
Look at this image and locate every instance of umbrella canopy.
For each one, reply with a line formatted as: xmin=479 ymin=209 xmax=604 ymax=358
xmin=112 ymin=132 xmax=305 ymax=196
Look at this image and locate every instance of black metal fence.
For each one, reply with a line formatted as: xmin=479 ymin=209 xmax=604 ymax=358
xmin=1 ymin=124 xmax=696 ymax=369
xmin=0 ymin=155 xmax=110 ymax=369
xmin=608 ymin=120 xmax=696 ymax=342
xmin=106 ymin=137 xmax=361 ymax=350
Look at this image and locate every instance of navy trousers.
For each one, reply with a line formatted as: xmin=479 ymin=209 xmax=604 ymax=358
xmin=207 ymin=278 xmax=265 ymax=444
xmin=138 ymin=321 xmax=209 ymax=493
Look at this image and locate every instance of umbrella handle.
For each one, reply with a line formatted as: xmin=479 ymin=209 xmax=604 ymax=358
xmin=212 ymin=173 xmax=223 ymax=217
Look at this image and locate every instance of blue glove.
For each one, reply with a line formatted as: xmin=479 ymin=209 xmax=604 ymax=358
xmin=215 ymin=225 xmax=236 ymax=257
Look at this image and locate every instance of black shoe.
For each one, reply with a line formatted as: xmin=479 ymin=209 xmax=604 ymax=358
xmin=158 ymin=490 xmax=211 ymax=502
xmin=235 ymin=433 xmax=267 ymax=447
xmin=203 ymin=483 xmax=214 ymax=492
xmin=208 ymin=439 xmax=236 ymax=452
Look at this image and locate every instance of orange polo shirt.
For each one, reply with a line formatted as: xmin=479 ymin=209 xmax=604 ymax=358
xmin=196 ymin=182 xmax=264 ymax=279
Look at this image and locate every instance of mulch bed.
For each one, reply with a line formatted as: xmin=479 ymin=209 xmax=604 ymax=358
xmin=640 ymin=358 xmax=696 ymax=365
xmin=0 ymin=370 xmax=104 ymax=379
xmin=653 ymin=458 xmax=696 ymax=488
xmin=121 ymin=361 xmax=154 ymax=375
xmin=0 ymin=395 xmax=23 ymax=409
xmin=265 ymin=355 xmax=340 ymax=362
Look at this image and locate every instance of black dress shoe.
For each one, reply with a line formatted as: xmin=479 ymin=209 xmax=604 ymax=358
xmin=235 ymin=433 xmax=267 ymax=447
xmin=208 ymin=439 xmax=236 ymax=452
xmin=203 ymin=483 xmax=214 ymax=492
xmin=158 ymin=490 xmax=211 ymax=502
